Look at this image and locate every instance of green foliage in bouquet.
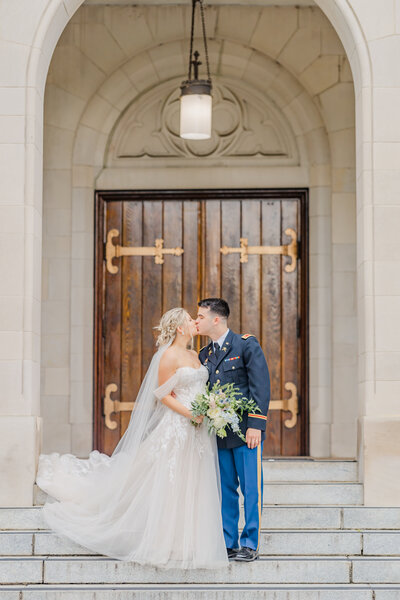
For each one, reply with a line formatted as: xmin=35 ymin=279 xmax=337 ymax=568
xmin=191 ymin=381 xmax=261 ymax=441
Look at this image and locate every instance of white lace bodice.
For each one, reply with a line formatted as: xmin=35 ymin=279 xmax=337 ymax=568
xmin=152 ymin=364 xmax=211 ymax=481
xmin=171 ymin=365 xmax=209 ymax=408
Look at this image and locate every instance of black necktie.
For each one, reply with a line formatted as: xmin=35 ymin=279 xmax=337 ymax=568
xmin=214 ymin=342 xmax=220 ymax=358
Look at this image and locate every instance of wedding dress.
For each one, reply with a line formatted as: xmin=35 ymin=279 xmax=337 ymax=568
xmin=36 ymin=344 xmax=228 ymax=570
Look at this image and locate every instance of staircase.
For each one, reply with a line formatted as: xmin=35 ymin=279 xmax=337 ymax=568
xmin=1 ymin=459 xmax=400 ymax=598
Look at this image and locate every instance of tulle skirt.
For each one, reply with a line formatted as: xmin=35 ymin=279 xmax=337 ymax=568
xmin=37 ymin=413 xmax=229 ymax=569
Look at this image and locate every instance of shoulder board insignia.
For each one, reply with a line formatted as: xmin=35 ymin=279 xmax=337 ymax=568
xmin=241 ymin=334 xmax=255 ymax=340
xmin=199 ymin=345 xmax=208 ymax=352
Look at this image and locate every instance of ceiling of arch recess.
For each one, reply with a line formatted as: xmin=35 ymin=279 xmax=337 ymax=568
xmin=55 ymin=4 xmax=351 ymax=92
xmin=46 ymin=3 xmax=354 ymax=166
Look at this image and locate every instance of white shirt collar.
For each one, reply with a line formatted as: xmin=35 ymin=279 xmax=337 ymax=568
xmin=214 ymin=329 xmax=230 ymax=348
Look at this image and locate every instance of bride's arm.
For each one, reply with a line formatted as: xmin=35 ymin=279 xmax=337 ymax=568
xmin=157 ymin=352 xmax=203 ymax=423
xmin=161 ymin=392 xmax=200 ymax=421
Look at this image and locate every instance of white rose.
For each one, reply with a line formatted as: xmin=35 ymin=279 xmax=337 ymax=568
xmin=207 ymin=407 xmax=220 ymax=419
xmin=214 ymin=417 xmax=226 ymax=430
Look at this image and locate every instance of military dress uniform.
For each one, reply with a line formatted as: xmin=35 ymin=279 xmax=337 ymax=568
xmin=199 ymin=329 xmax=270 ymax=554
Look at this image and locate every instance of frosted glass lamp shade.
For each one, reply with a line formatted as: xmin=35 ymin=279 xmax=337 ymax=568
xmin=180 ymin=93 xmax=212 ymax=140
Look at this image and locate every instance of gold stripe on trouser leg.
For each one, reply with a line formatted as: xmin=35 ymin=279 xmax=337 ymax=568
xmin=256 ymin=443 xmax=262 ymax=552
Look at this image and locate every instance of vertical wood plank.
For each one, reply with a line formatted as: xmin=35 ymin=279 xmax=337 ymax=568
xmin=199 ymin=198 xmax=222 ymax=350
xmin=241 ymin=199 xmax=261 ymax=339
xmin=93 ymin=193 xmax=105 ymax=452
xmin=221 ymin=200 xmax=241 ymax=333
xmin=142 ymin=201 xmax=162 ymax=375
xmin=261 ymin=199 xmax=282 ymax=456
xmin=281 ymin=198 xmax=300 ymax=456
xmin=103 ymin=201 xmax=122 ymax=454
xmin=300 ymin=194 xmax=309 ymax=455
xmin=183 ymin=199 xmax=200 ymax=319
xmin=120 ymin=201 xmax=143 ymax=437
xmin=163 ymin=200 xmax=183 ymax=312
xmin=203 ymin=199 xmax=221 ymax=298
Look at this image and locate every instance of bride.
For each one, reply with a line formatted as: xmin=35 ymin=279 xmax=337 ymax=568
xmin=36 ymin=308 xmax=228 ymax=569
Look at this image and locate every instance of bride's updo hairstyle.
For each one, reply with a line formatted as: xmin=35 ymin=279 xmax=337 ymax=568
xmin=154 ymin=307 xmax=189 ymax=347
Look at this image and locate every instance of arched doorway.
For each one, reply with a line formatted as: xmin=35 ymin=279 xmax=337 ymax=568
xmin=39 ymin=3 xmax=359 ymax=463
xmin=0 ymin=0 xmax=376 ymax=506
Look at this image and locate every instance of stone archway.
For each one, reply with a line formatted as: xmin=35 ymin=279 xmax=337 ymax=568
xmin=0 ymin=0 xmax=374 ymax=506
xmin=47 ymin=0 xmax=364 ymax=463
xmin=41 ymin=7 xmax=361 ymax=463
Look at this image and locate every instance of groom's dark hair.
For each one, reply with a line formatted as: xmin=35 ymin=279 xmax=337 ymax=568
xmin=198 ymin=298 xmax=230 ymax=319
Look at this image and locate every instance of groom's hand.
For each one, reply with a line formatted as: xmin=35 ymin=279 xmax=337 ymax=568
xmin=246 ymin=428 xmax=261 ymax=449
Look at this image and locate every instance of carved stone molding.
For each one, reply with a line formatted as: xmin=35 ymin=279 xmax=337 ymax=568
xmin=107 ymin=77 xmax=299 ymax=167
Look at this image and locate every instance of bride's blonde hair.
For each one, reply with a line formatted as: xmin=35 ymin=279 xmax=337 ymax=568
xmin=154 ymin=307 xmax=189 ymax=347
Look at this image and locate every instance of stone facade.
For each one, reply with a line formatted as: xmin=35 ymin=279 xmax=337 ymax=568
xmin=0 ymin=0 xmax=399 ymax=507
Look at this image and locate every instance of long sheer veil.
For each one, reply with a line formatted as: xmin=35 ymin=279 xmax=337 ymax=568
xmin=36 ymin=340 xmax=173 ymax=507
xmin=113 ymin=339 xmax=173 ymax=457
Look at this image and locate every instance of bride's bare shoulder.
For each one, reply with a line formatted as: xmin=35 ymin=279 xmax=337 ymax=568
xmin=158 ymin=347 xmax=179 ymax=379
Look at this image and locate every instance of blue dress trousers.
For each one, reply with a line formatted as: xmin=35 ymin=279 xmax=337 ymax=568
xmin=199 ymin=330 xmax=270 ymax=551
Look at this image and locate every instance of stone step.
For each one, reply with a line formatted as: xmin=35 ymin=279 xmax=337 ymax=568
xmin=33 ymin=482 xmax=364 ymax=507
xmin=2 ymin=529 xmax=400 ymax=557
xmin=262 ymin=459 xmax=358 ymax=482
xmin=3 ymin=506 xmax=400 ymax=531
xmin=262 ymin=482 xmax=363 ymax=505
xmin=2 ymin=556 xmax=400 ymax=584
xmin=0 ymin=583 xmax=400 ymax=600
xmin=34 ymin=458 xmax=362 ymax=506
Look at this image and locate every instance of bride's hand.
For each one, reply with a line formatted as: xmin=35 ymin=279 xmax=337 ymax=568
xmin=191 ymin=414 xmax=204 ymax=424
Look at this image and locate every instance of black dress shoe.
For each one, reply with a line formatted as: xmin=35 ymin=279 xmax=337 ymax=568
xmin=226 ymin=547 xmax=239 ymax=559
xmin=234 ymin=546 xmax=259 ymax=561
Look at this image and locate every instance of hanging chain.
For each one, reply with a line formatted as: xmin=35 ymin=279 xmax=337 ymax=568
xmin=199 ymin=0 xmax=211 ymax=82
xmin=187 ymin=0 xmax=211 ymax=83
xmin=188 ymin=0 xmax=196 ymax=80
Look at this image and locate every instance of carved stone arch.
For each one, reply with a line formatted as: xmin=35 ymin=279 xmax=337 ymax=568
xmin=72 ymin=40 xmax=329 ymax=174
xmin=106 ymin=76 xmax=300 ymax=168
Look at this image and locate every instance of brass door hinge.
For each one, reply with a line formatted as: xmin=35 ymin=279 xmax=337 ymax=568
xmin=220 ymin=228 xmax=298 ymax=272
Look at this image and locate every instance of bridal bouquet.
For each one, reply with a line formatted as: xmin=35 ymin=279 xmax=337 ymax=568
xmin=190 ymin=382 xmax=261 ymax=442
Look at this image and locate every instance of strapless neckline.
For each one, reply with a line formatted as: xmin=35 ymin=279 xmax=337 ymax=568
xmin=175 ymin=365 xmax=205 ymax=373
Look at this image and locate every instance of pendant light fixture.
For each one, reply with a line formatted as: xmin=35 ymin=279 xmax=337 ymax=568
xmin=180 ymin=0 xmax=212 ymax=140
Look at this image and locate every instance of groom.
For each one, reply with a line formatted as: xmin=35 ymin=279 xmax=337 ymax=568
xmin=196 ymin=298 xmax=270 ymax=562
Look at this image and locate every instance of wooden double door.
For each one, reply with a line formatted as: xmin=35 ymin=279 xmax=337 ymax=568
xmin=94 ymin=190 xmax=308 ymax=457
